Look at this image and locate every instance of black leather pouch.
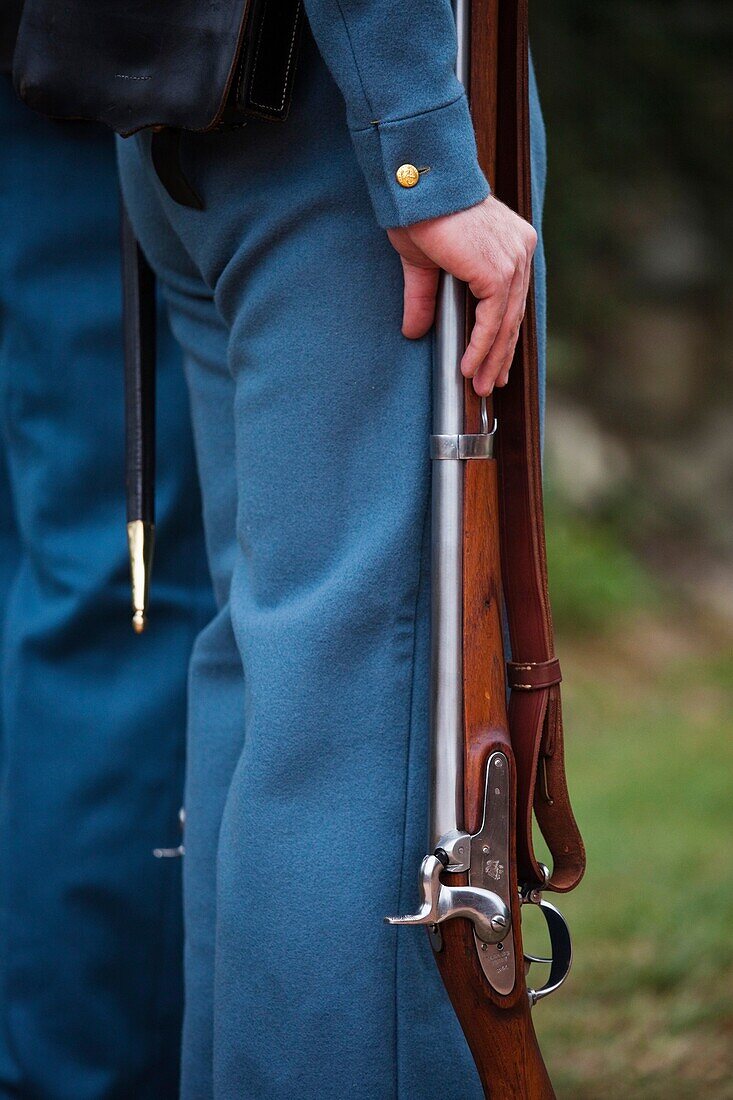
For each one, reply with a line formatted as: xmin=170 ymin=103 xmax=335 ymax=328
xmin=0 ymin=1 xmax=23 ymax=73
xmin=13 ymin=0 xmax=303 ymax=137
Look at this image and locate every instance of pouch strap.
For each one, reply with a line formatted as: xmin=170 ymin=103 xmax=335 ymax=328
xmin=237 ymin=0 xmax=304 ymax=121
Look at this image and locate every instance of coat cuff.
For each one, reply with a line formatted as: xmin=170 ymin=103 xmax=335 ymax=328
xmin=350 ymin=93 xmax=489 ymax=229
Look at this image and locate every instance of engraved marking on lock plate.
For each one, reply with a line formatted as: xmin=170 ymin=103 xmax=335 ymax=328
xmin=471 ymin=752 xmax=516 ymax=994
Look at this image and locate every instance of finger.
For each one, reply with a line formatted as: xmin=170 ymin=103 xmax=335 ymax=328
xmin=460 ymin=274 xmax=512 ymax=378
xmin=496 ymin=310 xmax=526 ymax=387
xmin=493 ymin=249 xmax=534 ymax=387
xmin=472 ymin=264 xmax=527 ymax=395
xmin=401 ymin=259 xmax=440 ymax=339
xmin=496 ymin=327 xmax=521 ymax=387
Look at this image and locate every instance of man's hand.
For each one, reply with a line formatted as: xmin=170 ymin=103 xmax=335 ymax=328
xmin=387 ymin=194 xmax=537 ymax=396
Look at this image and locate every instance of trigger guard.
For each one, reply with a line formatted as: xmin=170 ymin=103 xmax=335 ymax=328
xmin=524 ymin=897 xmax=573 ymax=1004
xmin=523 ymin=952 xmax=553 ymax=967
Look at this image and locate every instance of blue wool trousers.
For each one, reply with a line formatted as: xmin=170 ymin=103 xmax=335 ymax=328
xmin=118 ymin=35 xmax=546 ymax=1100
xmin=0 ymin=80 xmax=213 ymax=1096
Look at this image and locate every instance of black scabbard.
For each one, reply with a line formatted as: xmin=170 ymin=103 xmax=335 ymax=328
xmin=120 ymin=198 xmax=156 ymax=633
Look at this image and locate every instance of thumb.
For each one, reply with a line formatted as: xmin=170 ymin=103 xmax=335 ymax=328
xmin=400 ymin=258 xmax=439 ymax=340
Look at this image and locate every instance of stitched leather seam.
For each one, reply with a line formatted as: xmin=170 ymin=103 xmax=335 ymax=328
xmin=249 ymin=0 xmax=301 ymax=113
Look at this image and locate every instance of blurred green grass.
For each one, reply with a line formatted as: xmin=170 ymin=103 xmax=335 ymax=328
xmin=530 ymin=511 xmax=733 ymax=1097
xmin=545 ymin=495 xmax=660 ymax=635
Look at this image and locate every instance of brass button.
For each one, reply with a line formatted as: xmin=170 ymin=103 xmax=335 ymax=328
xmin=396 ymin=163 xmax=420 ymax=189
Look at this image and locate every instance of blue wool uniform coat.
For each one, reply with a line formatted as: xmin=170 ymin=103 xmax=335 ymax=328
xmin=117 ymin=8 xmax=548 ymax=1096
xmin=8 ymin=0 xmax=548 ymax=1092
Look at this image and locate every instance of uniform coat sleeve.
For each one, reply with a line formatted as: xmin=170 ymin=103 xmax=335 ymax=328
xmin=302 ymin=0 xmax=490 ymax=227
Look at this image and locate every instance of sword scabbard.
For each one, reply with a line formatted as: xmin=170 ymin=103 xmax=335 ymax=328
xmin=121 ymin=199 xmax=156 ymax=632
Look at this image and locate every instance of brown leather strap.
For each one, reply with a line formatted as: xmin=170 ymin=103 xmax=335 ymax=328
xmin=471 ymin=0 xmax=585 ymax=892
xmin=496 ymin=0 xmax=585 ymax=892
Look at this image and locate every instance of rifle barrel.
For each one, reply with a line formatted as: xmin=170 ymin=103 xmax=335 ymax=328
xmin=428 ymin=0 xmax=472 ymax=854
xmin=429 ymin=273 xmax=465 ymax=851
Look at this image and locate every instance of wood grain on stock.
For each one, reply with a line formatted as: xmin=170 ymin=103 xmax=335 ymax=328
xmin=430 ymin=1 xmax=555 ymax=1095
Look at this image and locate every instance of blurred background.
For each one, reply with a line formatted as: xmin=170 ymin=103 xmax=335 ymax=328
xmin=530 ymin=3 xmax=733 ymax=1096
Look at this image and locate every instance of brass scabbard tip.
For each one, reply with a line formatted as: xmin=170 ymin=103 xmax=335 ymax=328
xmin=127 ymin=520 xmax=155 ymax=635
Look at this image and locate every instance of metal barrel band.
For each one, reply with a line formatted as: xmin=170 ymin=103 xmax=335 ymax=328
xmin=430 ymin=419 xmax=497 ymax=460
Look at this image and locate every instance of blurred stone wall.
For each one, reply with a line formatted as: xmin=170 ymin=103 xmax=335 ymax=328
xmin=531 ymin=2 xmax=733 ymax=580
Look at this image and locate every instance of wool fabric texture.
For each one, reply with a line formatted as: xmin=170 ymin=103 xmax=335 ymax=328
xmin=0 ymin=78 xmax=212 ymax=1097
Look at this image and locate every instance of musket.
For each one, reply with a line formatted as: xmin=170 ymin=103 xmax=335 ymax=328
xmin=387 ymin=0 xmax=585 ymax=1095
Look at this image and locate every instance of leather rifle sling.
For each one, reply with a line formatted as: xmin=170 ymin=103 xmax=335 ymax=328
xmin=470 ymin=0 xmax=585 ymax=893
xmin=120 ymin=199 xmax=156 ymax=626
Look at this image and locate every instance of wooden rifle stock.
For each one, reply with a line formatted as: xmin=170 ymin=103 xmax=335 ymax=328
xmin=433 ymin=434 xmax=554 ymax=1098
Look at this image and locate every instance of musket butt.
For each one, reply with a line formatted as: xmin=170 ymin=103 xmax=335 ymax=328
xmin=127 ymin=520 xmax=155 ymax=635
